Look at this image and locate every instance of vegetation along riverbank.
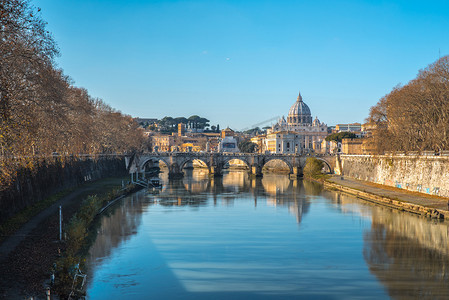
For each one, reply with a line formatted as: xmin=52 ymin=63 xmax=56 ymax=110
xmin=0 ymin=176 xmax=138 ymax=299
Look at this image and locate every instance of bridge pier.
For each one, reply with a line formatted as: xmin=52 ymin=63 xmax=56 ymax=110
xmin=168 ymin=164 xmax=184 ymax=179
xmin=250 ymin=165 xmax=263 ymax=177
xmin=290 ymin=166 xmax=303 ymax=178
xmin=128 ymin=153 xmax=326 ymax=182
xmin=209 ymin=165 xmax=223 ymax=177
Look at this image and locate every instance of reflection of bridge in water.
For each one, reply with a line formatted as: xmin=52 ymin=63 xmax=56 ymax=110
xmin=86 ymin=172 xmax=318 ymax=294
xmin=153 ymin=170 xmax=318 ymax=224
xmin=126 ymin=152 xmax=333 ymax=181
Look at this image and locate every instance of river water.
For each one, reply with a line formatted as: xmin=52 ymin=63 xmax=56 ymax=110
xmin=84 ymin=170 xmax=449 ymax=299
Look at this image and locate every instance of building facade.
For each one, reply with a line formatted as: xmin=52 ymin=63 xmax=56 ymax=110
xmin=151 ymin=135 xmax=175 ymax=152
xmin=218 ymin=136 xmax=240 ymax=153
xmin=265 ymin=91 xmax=328 ymax=153
xmin=264 ymin=131 xmax=302 ymax=154
xmin=335 ymin=123 xmax=362 ymax=133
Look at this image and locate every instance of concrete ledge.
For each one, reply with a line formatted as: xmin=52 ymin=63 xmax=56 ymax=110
xmin=323 ymin=180 xmax=448 ymax=220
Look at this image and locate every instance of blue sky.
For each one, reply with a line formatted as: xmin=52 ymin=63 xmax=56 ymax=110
xmin=34 ymin=0 xmax=449 ymax=129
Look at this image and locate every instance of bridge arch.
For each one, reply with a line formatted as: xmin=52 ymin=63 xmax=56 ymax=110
xmin=313 ymin=157 xmax=333 ymax=173
xmin=129 ymin=153 xmax=314 ymax=179
xmin=222 ymin=157 xmax=250 ymax=170
xmin=179 ymin=157 xmax=210 ymax=170
xmin=141 ymin=157 xmax=170 ymax=172
xmin=262 ymin=157 xmax=293 ymax=174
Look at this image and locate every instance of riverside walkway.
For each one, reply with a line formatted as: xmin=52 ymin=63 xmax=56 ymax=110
xmin=326 ymin=175 xmax=449 ymax=217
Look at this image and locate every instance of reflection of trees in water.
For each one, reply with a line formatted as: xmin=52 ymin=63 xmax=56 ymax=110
xmin=364 ymin=223 xmax=449 ymax=299
xmin=322 ymin=189 xmax=449 ymax=299
xmin=86 ymin=193 xmax=146 ymax=275
xmin=364 ymin=211 xmax=449 ymax=299
xmin=302 ymin=180 xmax=323 ymax=196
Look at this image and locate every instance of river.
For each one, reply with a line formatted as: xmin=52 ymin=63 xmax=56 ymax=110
xmin=84 ymin=170 xmax=449 ymax=299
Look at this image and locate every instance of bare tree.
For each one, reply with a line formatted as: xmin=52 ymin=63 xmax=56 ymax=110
xmin=367 ymin=56 xmax=449 ymax=153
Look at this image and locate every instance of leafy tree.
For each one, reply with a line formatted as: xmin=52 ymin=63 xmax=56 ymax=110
xmin=197 ymin=117 xmax=210 ymax=129
xmin=244 ymin=127 xmax=261 ymax=135
xmin=325 ymin=132 xmax=357 ymax=143
xmin=174 ymin=117 xmax=188 ymax=126
xmin=303 ymin=157 xmax=325 ymax=179
xmin=188 ymin=115 xmax=200 ymax=129
xmin=238 ymin=140 xmax=257 ymax=153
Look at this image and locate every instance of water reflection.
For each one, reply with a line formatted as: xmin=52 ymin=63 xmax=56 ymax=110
xmin=364 ymin=207 xmax=449 ymax=299
xmin=148 ymin=171 xmax=312 ymax=224
xmin=261 ymin=174 xmax=314 ymax=224
xmin=86 ymin=170 xmax=449 ymax=299
xmin=325 ymin=191 xmax=449 ymax=299
xmin=87 ymin=193 xmax=146 ymax=276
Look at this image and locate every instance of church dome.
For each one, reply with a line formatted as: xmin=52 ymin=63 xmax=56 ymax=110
xmin=287 ymin=91 xmax=312 ymax=125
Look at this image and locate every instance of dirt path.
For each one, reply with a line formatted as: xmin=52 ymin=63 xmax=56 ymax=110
xmin=0 ymin=187 xmax=96 ymax=262
xmin=0 ymin=177 xmax=126 ymax=299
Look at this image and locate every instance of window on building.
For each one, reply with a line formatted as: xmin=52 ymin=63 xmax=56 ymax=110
xmin=287 ymin=142 xmax=290 ymax=148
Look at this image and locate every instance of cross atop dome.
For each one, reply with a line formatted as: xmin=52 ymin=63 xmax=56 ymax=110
xmin=296 ymin=90 xmax=303 ymax=102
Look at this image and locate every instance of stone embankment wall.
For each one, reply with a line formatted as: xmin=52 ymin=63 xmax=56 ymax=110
xmin=0 ymin=156 xmax=126 ymax=221
xmin=336 ymin=154 xmax=449 ymax=198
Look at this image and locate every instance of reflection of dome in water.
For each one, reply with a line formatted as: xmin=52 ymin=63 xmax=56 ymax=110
xmin=287 ymin=91 xmax=312 ymax=125
xmin=263 ymin=179 xmax=311 ymax=224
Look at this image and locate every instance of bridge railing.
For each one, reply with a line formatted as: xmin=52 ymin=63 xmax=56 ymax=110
xmin=140 ymin=151 xmax=310 ymax=157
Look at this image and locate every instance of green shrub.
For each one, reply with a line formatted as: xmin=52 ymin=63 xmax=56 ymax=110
xmin=66 ymin=216 xmax=86 ymax=255
xmin=78 ymin=195 xmax=101 ymax=225
xmin=55 ymin=183 xmax=135 ymax=295
xmin=53 ymin=254 xmax=84 ymax=297
xmin=304 ymin=157 xmax=325 ymax=179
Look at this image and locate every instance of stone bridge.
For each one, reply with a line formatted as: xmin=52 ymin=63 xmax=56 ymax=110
xmin=126 ymin=152 xmax=333 ymax=180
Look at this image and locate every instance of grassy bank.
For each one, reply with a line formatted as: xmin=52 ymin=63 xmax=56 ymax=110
xmin=0 ymin=177 xmax=130 ymax=245
xmin=52 ymin=182 xmax=140 ymax=297
xmin=0 ymin=190 xmax=72 ymax=244
xmin=0 ymin=176 xmax=134 ymax=298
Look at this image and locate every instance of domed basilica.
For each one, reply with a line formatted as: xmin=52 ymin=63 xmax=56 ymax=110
xmin=265 ymin=91 xmax=328 ymax=153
